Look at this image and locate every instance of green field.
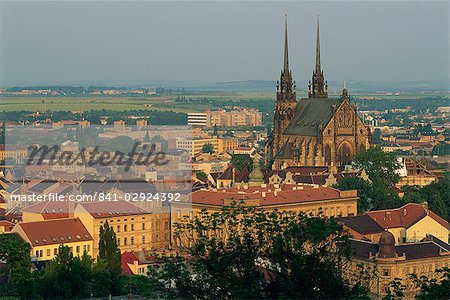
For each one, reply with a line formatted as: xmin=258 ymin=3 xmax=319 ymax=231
xmin=0 ymin=91 xmax=447 ymax=113
xmin=0 ymin=91 xmax=275 ymax=113
xmin=0 ymin=96 xmax=208 ymax=113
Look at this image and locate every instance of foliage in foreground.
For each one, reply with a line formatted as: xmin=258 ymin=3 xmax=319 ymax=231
xmin=154 ymin=204 xmax=371 ymax=299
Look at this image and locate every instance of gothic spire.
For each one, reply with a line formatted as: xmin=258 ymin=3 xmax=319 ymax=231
xmin=284 ymin=14 xmax=289 ymax=72
xmin=308 ymin=15 xmax=328 ymax=98
xmin=315 ymin=15 xmax=321 ymax=74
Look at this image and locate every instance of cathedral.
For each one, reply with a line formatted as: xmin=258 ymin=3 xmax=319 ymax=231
xmin=266 ymin=17 xmax=371 ymax=170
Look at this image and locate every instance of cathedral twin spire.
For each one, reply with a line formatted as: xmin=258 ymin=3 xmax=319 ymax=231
xmin=277 ymin=15 xmax=328 ymax=99
xmin=277 ymin=15 xmax=295 ymax=100
xmin=308 ymin=15 xmax=328 ymax=98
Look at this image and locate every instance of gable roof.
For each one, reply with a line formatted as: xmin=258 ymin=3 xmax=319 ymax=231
xmin=366 ymin=203 xmax=449 ymax=230
xmin=284 ymin=97 xmax=340 ymax=136
xmin=78 ymin=200 xmax=150 ymax=219
xmin=338 ymin=215 xmax=385 ymax=235
xmin=22 ymin=200 xmax=71 ymax=220
xmin=18 ymin=218 xmax=92 ymax=246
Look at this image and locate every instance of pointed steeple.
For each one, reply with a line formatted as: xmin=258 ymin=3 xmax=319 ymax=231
xmin=283 ymin=14 xmax=289 ymax=72
xmin=277 ymin=14 xmax=295 ymax=98
xmin=341 ymin=80 xmax=349 ymax=101
xmin=315 ymin=15 xmax=321 ymax=74
xmin=308 ymin=15 xmax=328 ymax=99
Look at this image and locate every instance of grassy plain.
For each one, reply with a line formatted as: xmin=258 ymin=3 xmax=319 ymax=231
xmin=0 ymin=91 xmax=447 ymax=113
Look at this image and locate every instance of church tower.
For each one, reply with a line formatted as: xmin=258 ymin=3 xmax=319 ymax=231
xmin=272 ymin=15 xmax=297 ymax=154
xmin=308 ymin=16 xmax=328 ymax=98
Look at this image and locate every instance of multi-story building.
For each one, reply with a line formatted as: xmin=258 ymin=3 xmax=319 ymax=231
xmin=12 ymin=218 xmax=94 ymax=262
xmin=0 ymin=144 xmax=28 ymax=163
xmin=339 ymin=203 xmax=449 ymax=243
xmin=207 ymin=109 xmax=262 ymax=127
xmin=74 ymin=201 xmax=170 ymax=257
xmin=170 ymin=184 xmax=358 ymax=245
xmin=176 ymin=137 xmax=239 ymax=156
xmin=187 ymin=110 xmax=262 ymax=127
xmin=187 ymin=113 xmax=207 ymax=127
xmin=350 ymin=232 xmax=450 ymax=298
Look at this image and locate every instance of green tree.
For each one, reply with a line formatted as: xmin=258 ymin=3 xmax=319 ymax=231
xmin=0 ymin=234 xmax=35 ymax=298
xmin=201 ymin=143 xmax=214 ymax=154
xmin=411 ymin=267 xmax=450 ymax=300
xmin=353 ymin=146 xmax=401 ymax=188
xmin=336 ymin=147 xmax=404 ymax=211
xmin=155 ymin=204 xmax=370 ymax=299
xmin=383 ymin=278 xmax=406 ymax=300
xmin=98 ymin=220 xmax=122 ymax=276
xmin=402 ymin=174 xmax=450 ymax=221
xmin=230 ymin=154 xmax=253 ymax=171
xmin=372 ymin=128 xmax=382 ymax=144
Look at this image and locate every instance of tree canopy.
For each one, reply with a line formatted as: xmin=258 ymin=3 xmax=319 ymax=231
xmin=154 ymin=204 xmax=370 ymax=299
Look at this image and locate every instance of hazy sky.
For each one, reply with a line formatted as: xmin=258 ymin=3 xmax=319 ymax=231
xmin=0 ymin=1 xmax=448 ymax=85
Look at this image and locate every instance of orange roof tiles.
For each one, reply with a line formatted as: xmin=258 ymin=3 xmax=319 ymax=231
xmin=366 ymin=203 xmax=449 ymax=230
xmin=18 ymin=218 xmax=92 ymax=246
xmin=192 ymin=185 xmax=344 ymax=207
xmin=78 ymin=200 xmax=150 ymax=219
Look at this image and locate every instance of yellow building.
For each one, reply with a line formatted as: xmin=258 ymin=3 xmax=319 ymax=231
xmin=0 ymin=144 xmax=28 ymax=163
xmin=171 ymin=185 xmax=358 ymax=244
xmin=366 ymin=203 xmax=449 ymax=243
xmin=176 ymin=137 xmax=239 ymax=156
xmin=12 ymin=218 xmax=94 ymax=262
xmin=74 ymin=201 xmax=170 ymax=258
xmin=350 ymin=232 xmax=450 ymax=298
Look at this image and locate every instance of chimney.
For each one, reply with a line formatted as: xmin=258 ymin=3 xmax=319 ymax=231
xmin=262 ymin=191 xmax=266 ymax=197
xmin=403 ymin=209 xmax=407 ymax=217
xmin=274 ymin=190 xmax=278 ymax=196
xmin=419 ymin=202 xmax=429 ymax=210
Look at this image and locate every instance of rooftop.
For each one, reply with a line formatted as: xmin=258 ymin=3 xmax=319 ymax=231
xmin=18 ymin=218 xmax=92 ymax=247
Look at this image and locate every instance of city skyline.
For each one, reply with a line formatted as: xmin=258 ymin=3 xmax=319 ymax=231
xmin=0 ymin=1 xmax=448 ymax=85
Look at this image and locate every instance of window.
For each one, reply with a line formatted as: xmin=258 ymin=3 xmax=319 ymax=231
xmin=35 ymin=250 xmax=39 ymax=257
xmin=117 ymin=238 xmax=121 ymax=246
xmin=39 ymin=250 xmax=43 ymax=257
xmin=131 ymin=224 xmax=134 ymax=231
xmin=47 ymin=249 xmax=50 ymax=256
xmin=124 ymin=225 xmax=127 ymax=232
xmin=142 ymin=235 xmax=146 ymax=244
xmin=142 ymin=223 xmax=146 ymax=230
xmin=382 ymin=269 xmax=391 ymax=277
xmin=76 ymin=246 xmax=80 ymax=253
xmin=87 ymin=245 xmax=90 ymax=252
xmin=54 ymin=248 xmax=58 ymax=255
xmin=124 ymin=238 xmax=128 ymax=245
xmin=131 ymin=237 xmax=134 ymax=245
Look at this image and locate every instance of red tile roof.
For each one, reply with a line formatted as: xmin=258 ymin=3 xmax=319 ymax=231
xmin=121 ymin=252 xmax=139 ymax=275
xmin=0 ymin=220 xmax=15 ymax=232
xmin=18 ymin=218 xmax=92 ymax=246
xmin=78 ymin=201 xmax=150 ymax=219
xmin=366 ymin=203 xmax=449 ymax=230
xmin=22 ymin=200 xmax=72 ymax=220
xmin=192 ymin=185 xmax=344 ymax=207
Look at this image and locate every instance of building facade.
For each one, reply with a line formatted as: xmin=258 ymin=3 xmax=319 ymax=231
xmin=266 ymin=17 xmax=371 ymax=170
